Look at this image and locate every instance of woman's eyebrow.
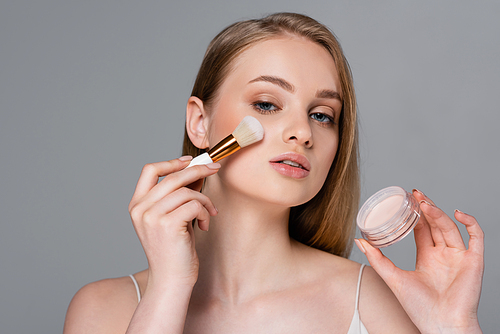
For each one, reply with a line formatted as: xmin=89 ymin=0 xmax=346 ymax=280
xmin=316 ymin=89 xmax=341 ymax=101
xmin=248 ymin=75 xmax=295 ymax=93
xmin=249 ymin=75 xmax=341 ymax=101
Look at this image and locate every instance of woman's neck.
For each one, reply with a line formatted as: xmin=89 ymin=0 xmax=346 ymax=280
xmin=192 ymin=181 xmax=299 ymax=306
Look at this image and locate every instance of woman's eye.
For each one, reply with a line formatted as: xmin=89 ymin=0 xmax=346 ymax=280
xmin=310 ymin=112 xmax=335 ymax=125
xmin=252 ymin=102 xmax=279 ymax=114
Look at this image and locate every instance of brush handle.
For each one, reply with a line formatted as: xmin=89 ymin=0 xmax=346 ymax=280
xmin=186 ymin=152 xmax=213 ymax=168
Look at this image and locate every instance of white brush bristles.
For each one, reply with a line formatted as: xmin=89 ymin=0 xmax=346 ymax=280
xmin=232 ymin=116 xmax=264 ymax=148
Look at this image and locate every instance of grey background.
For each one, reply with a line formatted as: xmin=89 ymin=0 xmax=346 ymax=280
xmin=1 ymin=1 xmax=498 ymax=332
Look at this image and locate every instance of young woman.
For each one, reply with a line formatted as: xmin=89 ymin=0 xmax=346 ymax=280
xmin=64 ymin=13 xmax=484 ymax=333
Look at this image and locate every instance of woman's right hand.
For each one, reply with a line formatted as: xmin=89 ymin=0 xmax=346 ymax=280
xmin=128 ymin=156 xmax=220 ymax=291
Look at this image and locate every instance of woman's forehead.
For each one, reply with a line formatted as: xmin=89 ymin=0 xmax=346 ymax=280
xmin=223 ymin=37 xmax=341 ymax=94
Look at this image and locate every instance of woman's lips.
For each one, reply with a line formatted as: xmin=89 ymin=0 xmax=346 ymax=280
xmin=269 ymin=153 xmax=311 ymax=179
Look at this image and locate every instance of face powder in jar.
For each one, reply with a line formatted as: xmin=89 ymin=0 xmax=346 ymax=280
xmin=357 ymin=186 xmax=421 ymax=248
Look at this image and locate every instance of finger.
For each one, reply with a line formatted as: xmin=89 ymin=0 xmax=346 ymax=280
xmin=169 ymin=200 xmax=212 ymax=232
xmin=455 ymin=210 xmax=484 ymax=255
xmin=355 ymin=239 xmax=403 ymax=288
xmin=143 ymin=163 xmax=221 ymax=204
xmin=419 ymin=200 xmax=446 ymax=247
xmin=132 ymin=157 xmax=193 ymax=201
xmin=149 ymin=187 xmax=218 ymax=219
xmin=412 ymin=189 xmax=436 ymax=256
xmin=413 ymin=212 xmax=434 ymax=249
xmin=412 ymin=214 xmax=437 ymax=267
xmin=412 ymin=190 xmax=447 ymax=246
xmin=412 ymin=188 xmax=436 ymax=206
xmin=420 ymin=200 xmax=466 ymax=250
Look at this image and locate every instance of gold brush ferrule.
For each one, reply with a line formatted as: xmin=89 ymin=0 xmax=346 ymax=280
xmin=208 ymin=134 xmax=240 ymax=162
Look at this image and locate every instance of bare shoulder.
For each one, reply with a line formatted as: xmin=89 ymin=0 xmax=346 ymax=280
xmin=358 ymin=266 xmax=420 ymax=333
xmin=63 ymin=271 xmax=146 ymax=333
xmin=292 ymin=240 xmax=364 ymax=280
xmin=294 ymin=243 xmax=418 ymax=332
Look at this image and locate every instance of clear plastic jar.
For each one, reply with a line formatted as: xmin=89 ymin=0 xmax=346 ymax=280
xmin=357 ymin=186 xmax=421 ymax=248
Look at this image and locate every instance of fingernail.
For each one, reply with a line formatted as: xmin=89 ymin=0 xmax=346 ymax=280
xmin=420 ymin=200 xmax=434 ymax=207
xmin=179 ymin=155 xmax=193 ymax=161
xmin=413 ymin=188 xmax=425 ymax=196
xmin=354 ymin=239 xmax=366 ymax=254
xmin=206 ymin=163 xmax=221 ymax=170
xmin=455 ymin=209 xmax=468 ymax=215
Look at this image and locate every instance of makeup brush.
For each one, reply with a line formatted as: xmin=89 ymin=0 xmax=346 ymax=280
xmin=187 ymin=116 xmax=264 ymax=168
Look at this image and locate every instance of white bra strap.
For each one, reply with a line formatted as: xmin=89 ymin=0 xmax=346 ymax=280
xmin=129 ymin=274 xmax=141 ymax=303
xmin=355 ymin=264 xmax=366 ymax=311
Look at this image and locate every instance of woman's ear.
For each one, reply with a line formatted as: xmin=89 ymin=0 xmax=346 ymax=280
xmin=186 ymin=96 xmax=210 ymax=149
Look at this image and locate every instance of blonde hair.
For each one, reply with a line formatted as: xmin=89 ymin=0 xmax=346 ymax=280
xmin=182 ymin=13 xmax=359 ymax=258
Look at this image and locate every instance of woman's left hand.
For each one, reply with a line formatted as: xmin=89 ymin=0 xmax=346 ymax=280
xmin=356 ymin=189 xmax=484 ymax=334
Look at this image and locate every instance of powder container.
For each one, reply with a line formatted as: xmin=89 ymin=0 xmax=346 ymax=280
xmin=357 ymin=186 xmax=421 ymax=248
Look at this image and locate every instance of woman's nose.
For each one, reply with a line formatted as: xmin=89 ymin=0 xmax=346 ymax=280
xmin=283 ymin=114 xmax=313 ymax=148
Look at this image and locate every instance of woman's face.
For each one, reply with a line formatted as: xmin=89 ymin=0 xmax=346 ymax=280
xmin=204 ymin=36 xmax=342 ymax=207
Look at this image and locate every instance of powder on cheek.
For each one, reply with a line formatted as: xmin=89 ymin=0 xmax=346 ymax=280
xmin=364 ymin=195 xmax=404 ymax=228
xmin=207 ymin=112 xmax=241 ymax=147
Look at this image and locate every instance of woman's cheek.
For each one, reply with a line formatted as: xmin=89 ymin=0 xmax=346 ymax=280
xmin=207 ymin=111 xmax=241 ymax=147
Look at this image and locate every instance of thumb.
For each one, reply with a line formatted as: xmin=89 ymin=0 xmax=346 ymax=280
xmin=355 ymin=238 xmax=402 ymax=288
